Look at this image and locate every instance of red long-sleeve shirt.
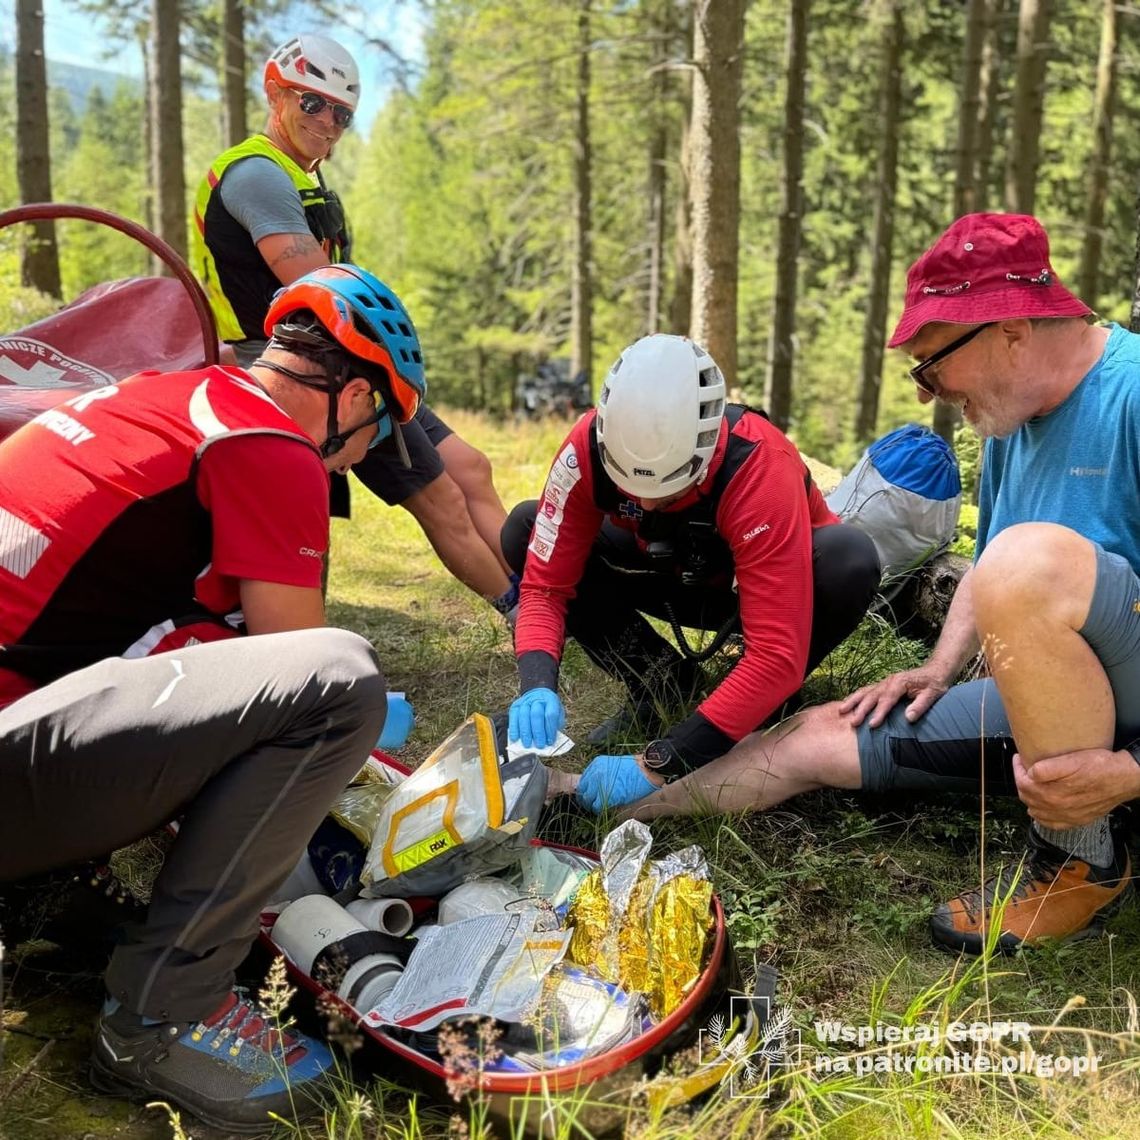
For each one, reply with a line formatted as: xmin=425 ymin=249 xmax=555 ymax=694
xmin=516 ymin=408 xmax=837 ymax=743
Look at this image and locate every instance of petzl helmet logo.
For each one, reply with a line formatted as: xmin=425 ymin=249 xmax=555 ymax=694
xmin=633 ymin=466 xmax=655 ymax=477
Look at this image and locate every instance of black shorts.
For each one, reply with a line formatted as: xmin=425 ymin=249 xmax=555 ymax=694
xmin=352 ymin=404 xmax=453 ymax=507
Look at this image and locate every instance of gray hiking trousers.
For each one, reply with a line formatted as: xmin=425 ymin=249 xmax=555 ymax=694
xmin=0 ymin=628 xmax=386 ymax=1021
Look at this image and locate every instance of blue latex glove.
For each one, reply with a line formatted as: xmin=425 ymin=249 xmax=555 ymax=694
xmin=508 ymin=687 xmax=566 ymax=750
xmin=577 ymin=754 xmax=658 ymax=814
xmin=376 ymin=693 xmax=415 ymax=751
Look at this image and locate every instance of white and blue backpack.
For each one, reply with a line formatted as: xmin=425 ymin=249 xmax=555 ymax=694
xmin=826 ymin=424 xmax=962 ymax=594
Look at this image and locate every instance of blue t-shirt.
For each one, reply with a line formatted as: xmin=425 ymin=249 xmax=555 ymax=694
xmin=977 ymin=323 xmax=1140 ymax=571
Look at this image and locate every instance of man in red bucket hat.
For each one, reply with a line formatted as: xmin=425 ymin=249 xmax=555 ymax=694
xmin=627 ymin=213 xmax=1140 ymax=955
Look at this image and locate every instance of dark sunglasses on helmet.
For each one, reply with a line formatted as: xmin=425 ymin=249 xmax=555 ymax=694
xmin=296 ymin=89 xmax=354 ymax=129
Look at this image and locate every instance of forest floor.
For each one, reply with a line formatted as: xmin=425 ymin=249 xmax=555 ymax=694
xmin=3 ymin=410 xmax=1140 ymax=1140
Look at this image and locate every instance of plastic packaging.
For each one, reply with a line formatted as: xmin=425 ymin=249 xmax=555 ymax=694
xmin=438 ymin=878 xmax=520 ymax=924
xmin=365 ymin=911 xmax=571 ymax=1031
xmin=271 ymin=895 xmax=404 ymax=1013
xmin=362 ymin=714 xmax=548 ymax=897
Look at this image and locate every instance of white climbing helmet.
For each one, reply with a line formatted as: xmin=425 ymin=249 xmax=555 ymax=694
xmin=595 ymin=334 xmax=727 ymax=499
xmin=264 ymin=34 xmax=361 ymax=111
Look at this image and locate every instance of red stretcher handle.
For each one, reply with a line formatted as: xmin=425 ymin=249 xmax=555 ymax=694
xmin=0 ymin=202 xmax=219 ymax=367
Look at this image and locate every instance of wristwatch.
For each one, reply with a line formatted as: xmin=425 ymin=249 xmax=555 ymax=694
xmin=642 ymin=738 xmax=685 ymax=783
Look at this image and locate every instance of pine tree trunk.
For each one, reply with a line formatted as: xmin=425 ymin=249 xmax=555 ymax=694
xmin=221 ymin=0 xmax=247 ymax=147
xmin=1077 ymin=0 xmax=1116 ymax=309
xmin=934 ymin=0 xmax=989 ymax=445
xmin=150 ymin=0 xmax=188 ymax=271
xmin=1004 ymin=0 xmax=1050 ymax=215
xmin=855 ymin=2 xmax=902 ymax=445
xmin=972 ymin=0 xmax=1002 ymax=211
xmin=954 ymin=0 xmax=986 ymax=217
xmin=765 ymin=0 xmax=809 ymax=432
xmin=15 ymin=0 xmax=62 ymax=299
xmin=645 ymin=2 xmax=669 ymax=335
xmin=570 ymin=0 xmax=593 ymax=391
xmin=668 ymin=85 xmax=693 ymax=336
xmin=689 ymin=0 xmax=745 ymax=384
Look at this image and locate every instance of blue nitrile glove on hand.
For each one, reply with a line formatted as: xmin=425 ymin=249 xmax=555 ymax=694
xmin=376 ymin=693 xmax=415 ymax=751
xmin=508 ymin=687 xmax=566 ymax=750
xmin=577 ymin=754 xmax=659 ymax=814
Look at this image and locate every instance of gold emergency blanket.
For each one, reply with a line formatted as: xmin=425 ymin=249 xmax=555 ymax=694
xmin=567 ymin=821 xmax=713 ymax=1018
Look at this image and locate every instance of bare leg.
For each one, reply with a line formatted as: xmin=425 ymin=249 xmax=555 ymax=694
xmin=972 ymin=523 xmax=1113 ymax=766
xmin=436 ymin=433 xmax=511 ymax=576
xmin=623 ymin=701 xmax=862 ymax=821
xmin=402 ymin=473 xmax=511 ymax=600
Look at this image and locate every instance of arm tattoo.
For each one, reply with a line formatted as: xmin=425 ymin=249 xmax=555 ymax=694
xmin=268 ymin=233 xmax=324 ymax=269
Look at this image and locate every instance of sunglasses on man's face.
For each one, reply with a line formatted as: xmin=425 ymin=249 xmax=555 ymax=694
xmin=909 ymin=321 xmax=994 ymax=397
xmin=296 ymin=89 xmax=354 ymax=130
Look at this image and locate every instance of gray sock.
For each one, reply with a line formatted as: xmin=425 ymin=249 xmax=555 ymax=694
xmin=1032 ymin=817 xmax=1114 ymax=869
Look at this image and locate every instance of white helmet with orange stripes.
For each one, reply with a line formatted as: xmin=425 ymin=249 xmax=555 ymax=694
xmin=264 ymin=34 xmax=360 ymax=111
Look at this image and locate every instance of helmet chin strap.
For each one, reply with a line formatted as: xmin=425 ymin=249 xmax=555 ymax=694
xmin=251 ymin=355 xmax=411 ymax=466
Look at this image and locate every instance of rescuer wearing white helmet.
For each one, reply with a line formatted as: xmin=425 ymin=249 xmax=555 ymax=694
xmin=189 ymin=33 xmax=519 ymax=622
xmin=502 ymin=333 xmax=881 ymax=813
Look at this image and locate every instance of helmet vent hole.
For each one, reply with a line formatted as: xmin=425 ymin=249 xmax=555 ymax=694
xmin=307 ymin=63 xmax=327 ymax=81
xmin=697 ymin=429 xmax=718 ymax=448
xmin=398 ymin=322 xmax=411 ymax=337
xmin=381 ymin=320 xmax=396 ymax=335
xmin=698 ymin=366 xmax=719 ymax=388
xmin=379 ymin=296 xmax=396 ymax=310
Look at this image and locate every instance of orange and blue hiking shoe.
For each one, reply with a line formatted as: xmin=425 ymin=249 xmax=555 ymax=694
xmin=930 ymin=828 xmax=1133 ymax=955
xmin=90 ymin=989 xmax=336 ymax=1134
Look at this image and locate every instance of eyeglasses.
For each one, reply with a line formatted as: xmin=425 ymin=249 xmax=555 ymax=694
xmin=909 ymin=322 xmax=994 ymax=396
xmin=296 ymin=89 xmax=354 ymax=130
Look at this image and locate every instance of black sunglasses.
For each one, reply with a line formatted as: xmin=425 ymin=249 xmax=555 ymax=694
xmin=909 ymin=322 xmax=994 ymax=396
xmin=297 ymin=90 xmax=354 ymax=130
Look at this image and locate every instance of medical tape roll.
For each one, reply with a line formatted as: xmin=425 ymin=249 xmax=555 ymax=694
xmin=272 ymin=894 xmax=404 ymax=1012
xmin=345 ymin=896 xmax=415 ymax=937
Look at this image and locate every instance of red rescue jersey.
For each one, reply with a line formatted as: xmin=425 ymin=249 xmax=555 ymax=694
xmin=516 ymin=407 xmax=838 ymax=741
xmin=0 ymin=366 xmax=325 ymax=706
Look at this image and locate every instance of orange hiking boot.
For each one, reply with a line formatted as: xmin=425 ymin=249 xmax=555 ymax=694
xmin=930 ymin=829 xmax=1133 ymax=955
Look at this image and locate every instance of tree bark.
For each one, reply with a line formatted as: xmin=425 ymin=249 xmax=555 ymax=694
xmin=765 ymin=0 xmax=809 ymax=432
xmin=569 ymin=0 xmax=593 ymax=392
xmin=855 ymin=1 xmax=902 ymax=445
xmin=668 ymin=80 xmax=694 ymax=336
xmin=149 ymin=0 xmax=188 ymax=271
xmin=972 ymin=0 xmax=1002 ymax=211
xmin=953 ymin=0 xmax=986 ymax=217
xmin=934 ymin=0 xmax=990 ymax=445
xmin=689 ymin=0 xmax=745 ymax=384
xmin=1004 ymin=0 xmax=1050 ymax=215
xmin=1077 ymin=0 xmax=1117 ymax=309
xmin=15 ymin=0 xmax=62 ymax=299
xmin=645 ymin=1 xmax=669 ymax=335
xmin=221 ymin=0 xmax=247 ymax=147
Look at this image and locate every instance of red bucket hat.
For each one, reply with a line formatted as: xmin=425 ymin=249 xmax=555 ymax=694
xmin=888 ymin=213 xmax=1091 ymax=348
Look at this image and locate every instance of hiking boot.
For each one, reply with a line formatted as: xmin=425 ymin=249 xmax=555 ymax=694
xmin=90 ymin=990 xmax=337 ymax=1134
xmin=586 ymin=700 xmax=664 ymax=747
xmin=930 ymin=829 xmax=1133 ymax=955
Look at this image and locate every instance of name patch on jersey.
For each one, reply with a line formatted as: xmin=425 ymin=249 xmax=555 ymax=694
xmin=34 ymin=408 xmax=96 ymax=447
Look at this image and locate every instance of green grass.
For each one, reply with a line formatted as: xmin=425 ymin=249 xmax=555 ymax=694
xmin=3 ymin=409 xmax=1139 ymax=1139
